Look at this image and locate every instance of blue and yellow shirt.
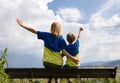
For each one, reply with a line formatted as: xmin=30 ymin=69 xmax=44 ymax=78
xmin=65 ymin=40 xmax=80 ymax=66
xmin=37 ymin=31 xmax=66 ymax=66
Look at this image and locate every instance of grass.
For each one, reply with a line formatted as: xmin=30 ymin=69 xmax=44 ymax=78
xmin=0 ymin=48 xmax=9 ymax=83
xmin=3 ymin=78 xmax=120 ymax=83
xmin=0 ymin=48 xmax=120 ymax=83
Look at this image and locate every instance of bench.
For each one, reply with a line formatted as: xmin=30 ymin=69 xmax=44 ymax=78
xmin=5 ymin=67 xmax=117 ymax=79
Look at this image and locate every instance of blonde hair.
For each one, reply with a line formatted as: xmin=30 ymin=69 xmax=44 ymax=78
xmin=50 ymin=22 xmax=61 ymax=37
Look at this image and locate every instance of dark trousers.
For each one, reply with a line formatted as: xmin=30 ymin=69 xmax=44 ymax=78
xmin=43 ymin=62 xmax=62 ymax=83
xmin=63 ymin=64 xmax=78 ymax=69
xmin=62 ymin=64 xmax=78 ymax=83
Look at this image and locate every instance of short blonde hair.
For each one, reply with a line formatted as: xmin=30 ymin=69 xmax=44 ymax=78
xmin=50 ymin=22 xmax=61 ymax=37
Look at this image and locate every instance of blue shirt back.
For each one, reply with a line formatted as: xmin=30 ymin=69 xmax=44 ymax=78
xmin=65 ymin=40 xmax=79 ymax=56
xmin=37 ymin=31 xmax=66 ymax=52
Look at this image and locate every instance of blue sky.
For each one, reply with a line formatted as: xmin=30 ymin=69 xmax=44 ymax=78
xmin=48 ymin=0 xmax=105 ymax=13
xmin=48 ymin=0 xmax=106 ymax=23
xmin=0 ymin=0 xmax=120 ymax=68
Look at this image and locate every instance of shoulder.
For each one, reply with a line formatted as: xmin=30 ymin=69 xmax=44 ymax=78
xmin=75 ymin=40 xmax=79 ymax=43
xmin=37 ymin=31 xmax=50 ymax=35
xmin=37 ymin=31 xmax=49 ymax=34
xmin=74 ymin=40 xmax=79 ymax=46
xmin=57 ymin=36 xmax=65 ymax=41
xmin=37 ymin=31 xmax=50 ymax=39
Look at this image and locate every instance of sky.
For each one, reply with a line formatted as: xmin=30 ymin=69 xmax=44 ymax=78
xmin=0 ymin=0 xmax=120 ymax=68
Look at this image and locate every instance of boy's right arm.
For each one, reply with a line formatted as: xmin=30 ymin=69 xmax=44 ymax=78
xmin=77 ymin=27 xmax=83 ymax=40
xmin=16 ymin=19 xmax=37 ymax=34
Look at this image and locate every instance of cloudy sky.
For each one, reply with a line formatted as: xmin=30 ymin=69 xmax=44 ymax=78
xmin=0 ymin=0 xmax=120 ymax=68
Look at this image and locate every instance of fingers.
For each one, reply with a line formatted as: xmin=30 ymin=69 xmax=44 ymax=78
xmin=80 ymin=27 xmax=83 ymax=31
xmin=16 ymin=19 xmax=19 ymax=21
xmin=16 ymin=19 xmax=23 ymax=26
xmin=16 ymin=19 xmax=20 ymax=22
xmin=16 ymin=19 xmax=22 ymax=22
xmin=75 ymin=60 xmax=79 ymax=64
xmin=16 ymin=19 xmax=20 ymax=24
xmin=73 ymin=58 xmax=80 ymax=64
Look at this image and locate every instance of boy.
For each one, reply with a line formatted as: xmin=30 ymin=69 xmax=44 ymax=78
xmin=64 ymin=27 xmax=83 ymax=68
xmin=63 ymin=27 xmax=83 ymax=83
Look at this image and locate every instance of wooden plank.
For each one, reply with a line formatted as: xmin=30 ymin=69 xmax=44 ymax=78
xmin=5 ymin=67 xmax=117 ymax=79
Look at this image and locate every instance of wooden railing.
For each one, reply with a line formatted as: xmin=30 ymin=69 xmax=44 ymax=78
xmin=5 ymin=67 xmax=117 ymax=79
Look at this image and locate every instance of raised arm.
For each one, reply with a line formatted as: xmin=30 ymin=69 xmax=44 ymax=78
xmin=62 ymin=49 xmax=79 ymax=64
xmin=16 ymin=19 xmax=37 ymax=34
xmin=77 ymin=27 xmax=83 ymax=40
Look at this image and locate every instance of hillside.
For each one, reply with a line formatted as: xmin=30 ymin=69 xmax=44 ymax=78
xmin=81 ymin=59 xmax=120 ymax=68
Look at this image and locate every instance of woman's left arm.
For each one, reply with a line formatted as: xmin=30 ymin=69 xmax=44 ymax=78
xmin=62 ymin=49 xmax=79 ymax=64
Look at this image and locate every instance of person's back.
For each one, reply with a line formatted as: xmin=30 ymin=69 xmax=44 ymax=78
xmin=37 ymin=30 xmax=66 ymax=66
xmin=63 ymin=27 xmax=83 ymax=83
xmin=64 ymin=27 xmax=83 ymax=68
xmin=64 ymin=33 xmax=80 ymax=68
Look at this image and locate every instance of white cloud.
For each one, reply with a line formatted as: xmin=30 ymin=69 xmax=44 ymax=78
xmin=99 ymin=0 xmax=120 ymax=15
xmin=80 ymin=28 xmax=120 ymax=63
xmin=56 ymin=8 xmax=83 ymax=22
xmin=81 ymin=0 xmax=120 ymax=62
xmin=90 ymin=13 xmax=106 ymax=27
xmin=89 ymin=0 xmax=120 ymax=28
xmin=0 ymin=0 xmax=57 ymax=68
xmin=107 ymin=14 xmax=120 ymax=27
xmin=0 ymin=0 xmax=23 ymax=9
xmin=90 ymin=14 xmax=120 ymax=28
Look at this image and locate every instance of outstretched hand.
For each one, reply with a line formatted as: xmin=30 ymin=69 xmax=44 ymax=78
xmin=16 ymin=19 xmax=37 ymax=34
xmin=16 ymin=19 xmax=23 ymax=27
xmin=80 ymin=27 xmax=83 ymax=31
xmin=77 ymin=27 xmax=83 ymax=40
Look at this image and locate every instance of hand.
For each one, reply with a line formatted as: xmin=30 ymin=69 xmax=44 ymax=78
xmin=80 ymin=27 xmax=83 ymax=31
xmin=72 ymin=58 xmax=80 ymax=64
xmin=16 ymin=19 xmax=24 ymax=26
